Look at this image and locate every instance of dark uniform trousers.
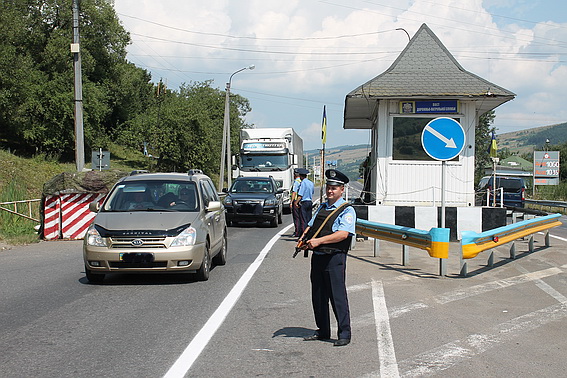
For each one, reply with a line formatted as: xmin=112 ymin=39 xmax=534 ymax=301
xmin=299 ymin=200 xmax=312 ymax=235
xmin=292 ymin=203 xmax=301 ymax=236
xmin=310 ymin=251 xmax=351 ymax=340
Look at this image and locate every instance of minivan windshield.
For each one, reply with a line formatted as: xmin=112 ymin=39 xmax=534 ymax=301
xmin=102 ymin=180 xmax=199 ymax=212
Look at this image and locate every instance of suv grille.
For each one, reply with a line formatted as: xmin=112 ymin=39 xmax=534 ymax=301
xmin=109 ymin=237 xmax=167 ymax=249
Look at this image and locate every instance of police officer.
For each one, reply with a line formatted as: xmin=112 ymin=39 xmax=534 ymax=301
xmin=300 ymin=169 xmax=356 ymax=347
xmin=290 ymin=168 xmax=302 ymax=237
xmin=294 ymin=168 xmax=314 ymax=236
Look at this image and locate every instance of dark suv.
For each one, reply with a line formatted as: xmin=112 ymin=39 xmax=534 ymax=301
xmin=477 ymin=176 xmax=526 ymax=208
xmin=223 ymin=176 xmax=284 ymax=227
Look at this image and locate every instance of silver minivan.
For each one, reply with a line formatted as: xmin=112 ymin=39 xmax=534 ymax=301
xmin=83 ymin=171 xmax=227 ymax=283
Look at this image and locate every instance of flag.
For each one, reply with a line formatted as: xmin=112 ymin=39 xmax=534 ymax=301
xmin=321 ymin=106 xmax=327 ymax=144
xmin=488 ymin=130 xmax=497 ymax=158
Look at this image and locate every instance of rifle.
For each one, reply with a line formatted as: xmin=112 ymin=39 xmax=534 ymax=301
xmin=293 ymin=237 xmax=309 ymax=258
xmin=292 ymin=202 xmax=350 ymax=259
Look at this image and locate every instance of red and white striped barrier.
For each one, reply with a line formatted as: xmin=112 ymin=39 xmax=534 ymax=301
xmin=43 ymin=193 xmax=106 ymax=240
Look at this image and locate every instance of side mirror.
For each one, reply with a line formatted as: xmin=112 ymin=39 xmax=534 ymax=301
xmin=89 ymin=201 xmax=100 ymax=213
xmin=276 ymin=188 xmax=285 ymax=194
xmin=206 ymin=201 xmax=222 ymax=212
xmin=222 ymin=188 xmax=229 ymax=193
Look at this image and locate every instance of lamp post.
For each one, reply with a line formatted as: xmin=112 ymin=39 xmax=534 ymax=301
xmin=219 ymin=64 xmax=255 ymax=190
xmin=395 ymin=27 xmax=411 ymax=42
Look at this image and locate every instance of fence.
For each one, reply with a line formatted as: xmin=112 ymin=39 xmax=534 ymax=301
xmin=0 ymin=199 xmax=41 ymax=223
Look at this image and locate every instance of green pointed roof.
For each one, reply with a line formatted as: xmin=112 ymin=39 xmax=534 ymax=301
xmin=344 ymin=24 xmax=516 ymax=129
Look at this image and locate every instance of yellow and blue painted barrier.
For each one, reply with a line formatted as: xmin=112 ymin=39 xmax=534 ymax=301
xmin=461 ymin=213 xmax=562 ymax=260
xmin=356 ymin=219 xmax=450 ymax=259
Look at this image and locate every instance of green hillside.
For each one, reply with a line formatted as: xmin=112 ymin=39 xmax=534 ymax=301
xmin=498 ymin=122 xmax=567 ymax=154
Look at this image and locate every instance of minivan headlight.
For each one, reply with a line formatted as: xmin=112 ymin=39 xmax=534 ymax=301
xmin=264 ymin=197 xmax=277 ymax=206
xmin=171 ymin=226 xmax=197 ymax=247
xmin=86 ymin=225 xmax=107 ymax=247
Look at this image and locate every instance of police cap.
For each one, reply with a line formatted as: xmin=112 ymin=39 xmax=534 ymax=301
xmin=297 ymin=168 xmax=309 ymax=176
xmin=325 ymin=169 xmax=349 ymax=186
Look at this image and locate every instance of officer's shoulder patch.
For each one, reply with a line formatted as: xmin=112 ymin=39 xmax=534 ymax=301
xmin=344 ymin=213 xmax=354 ymax=225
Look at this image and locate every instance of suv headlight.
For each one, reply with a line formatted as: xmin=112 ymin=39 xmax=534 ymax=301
xmin=171 ymin=226 xmax=197 ymax=247
xmin=223 ymin=196 xmax=232 ymax=205
xmin=86 ymin=225 xmax=107 ymax=247
xmin=264 ymin=197 xmax=277 ymax=206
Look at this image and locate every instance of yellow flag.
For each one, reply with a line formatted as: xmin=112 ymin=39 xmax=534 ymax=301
xmin=321 ymin=106 xmax=327 ymax=144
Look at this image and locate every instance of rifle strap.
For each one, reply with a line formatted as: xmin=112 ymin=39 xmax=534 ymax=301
xmin=308 ymin=202 xmax=350 ymax=240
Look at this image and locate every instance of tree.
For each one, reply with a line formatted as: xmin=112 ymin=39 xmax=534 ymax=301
xmin=474 ymin=110 xmax=496 ymax=182
xmin=0 ymin=0 xmax=152 ymax=159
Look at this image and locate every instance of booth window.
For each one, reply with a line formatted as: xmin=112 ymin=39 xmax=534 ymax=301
xmin=392 ymin=116 xmax=461 ymax=161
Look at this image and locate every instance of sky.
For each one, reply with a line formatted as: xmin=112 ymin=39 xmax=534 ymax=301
xmin=113 ymin=0 xmax=567 ymax=151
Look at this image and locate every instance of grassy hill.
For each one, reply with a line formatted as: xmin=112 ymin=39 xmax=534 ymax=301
xmin=305 ymin=144 xmax=371 ymax=180
xmin=498 ymin=122 xmax=567 ymax=155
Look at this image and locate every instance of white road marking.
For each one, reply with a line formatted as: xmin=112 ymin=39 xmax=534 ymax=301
xmin=372 ymin=280 xmax=400 ymax=378
xmin=163 ymin=224 xmax=294 ymax=378
xmin=399 ymin=302 xmax=567 ymax=377
xmin=538 ymin=231 xmax=567 ymax=242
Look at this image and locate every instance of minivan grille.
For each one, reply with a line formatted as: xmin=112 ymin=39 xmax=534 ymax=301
xmin=109 ymin=237 xmax=167 ymax=249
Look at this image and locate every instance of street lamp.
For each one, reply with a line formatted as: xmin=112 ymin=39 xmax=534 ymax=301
xmin=395 ymin=27 xmax=411 ymax=42
xmin=219 ymin=64 xmax=255 ymax=190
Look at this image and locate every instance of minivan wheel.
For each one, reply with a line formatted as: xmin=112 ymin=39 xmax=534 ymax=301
xmin=212 ymin=232 xmax=227 ymax=266
xmin=196 ymin=241 xmax=211 ymax=281
xmin=85 ymin=265 xmax=105 ymax=284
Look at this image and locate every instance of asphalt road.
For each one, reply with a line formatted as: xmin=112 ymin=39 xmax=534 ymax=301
xmin=1 ymin=214 xmax=567 ymax=377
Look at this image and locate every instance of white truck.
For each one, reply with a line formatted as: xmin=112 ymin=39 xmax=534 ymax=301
xmin=233 ymin=128 xmax=304 ymax=211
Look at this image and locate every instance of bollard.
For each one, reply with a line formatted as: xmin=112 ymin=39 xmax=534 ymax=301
xmin=402 ymin=245 xmax=409 ymax=266
xmin=545 ymin=230 xmax=550 ymax=247
xmin=373 ymin=238 xmax=380 ymax=257
xmin=509 ymin=242 xmax=516 ymax=259
xmin=529 ymin=235 xmax=534 ymax=252
xmin=488 ymin=251 xmax=494 ymax=267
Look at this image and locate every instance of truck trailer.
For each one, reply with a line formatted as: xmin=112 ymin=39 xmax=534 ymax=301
xmin=233 ymin=128 xmax=304 ymax=211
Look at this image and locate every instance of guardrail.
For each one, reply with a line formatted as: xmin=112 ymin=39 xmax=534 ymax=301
xmin=356 ymin=219 xmax=450 ymax=276
xmin=0 ymin=199 xmax=41 ymax=223
xmin=526 ymin=198 xmax=567 ymax=209
xmin=460 ymin=213 xmax=562 ymax=276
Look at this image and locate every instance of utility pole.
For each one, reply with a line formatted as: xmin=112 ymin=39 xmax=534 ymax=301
xmin=72 ymin=0 xmax=85 ymax=171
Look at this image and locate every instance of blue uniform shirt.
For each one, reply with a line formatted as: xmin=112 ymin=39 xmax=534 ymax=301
xmin=308 ymin=197 xmax=356 ymax=235
xmin=297 ymin=178 xmax=314 ymax=202
xmin=292 ymin=177 xmax=301 ymax=192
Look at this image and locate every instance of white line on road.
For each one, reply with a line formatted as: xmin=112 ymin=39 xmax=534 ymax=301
xmin=399 ymin=302 xmax=567 ymax=377
xmin=371 ymin=280 xmax=400 ymax=378
xmin=163 ymin=224 xmax=294 ymax=378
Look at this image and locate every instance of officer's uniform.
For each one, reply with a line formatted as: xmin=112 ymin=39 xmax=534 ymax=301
xmin=291 ymin=171 xmax=302 ymax=237
xmin=296 ymin=168 xmax=314 ymax=235
xmin=304 ymin=169 xmax=356 ymax=345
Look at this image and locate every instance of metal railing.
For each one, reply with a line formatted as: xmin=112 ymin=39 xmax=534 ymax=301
xmin=356 ymin=219 xmax=450 ymax=276
xmin=459 ymin=213 xmax=562 ymax=276
xmin=0 ymin=199 xmax=41 ymax=223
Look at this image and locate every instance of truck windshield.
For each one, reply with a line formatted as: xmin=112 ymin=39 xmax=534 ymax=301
xmin=240 ymin=154 xmax=289 ymax=171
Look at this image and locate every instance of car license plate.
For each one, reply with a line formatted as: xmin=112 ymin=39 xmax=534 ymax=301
xmin=119 ymin=252 xmax=155 ymax=263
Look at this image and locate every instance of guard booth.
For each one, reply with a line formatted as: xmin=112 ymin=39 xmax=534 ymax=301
xmin=41 ymin=170 xmax=128 ymax=240
xmin=344 ymin=24 xmax=515 ymax=239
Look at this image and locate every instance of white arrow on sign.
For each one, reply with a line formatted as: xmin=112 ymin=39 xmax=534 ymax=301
xmin=424 ymin=124 xmax=457 ymax=148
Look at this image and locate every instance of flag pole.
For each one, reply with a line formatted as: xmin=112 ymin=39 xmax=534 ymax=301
xmin=320 ymin=106 xmax=327 ymax=202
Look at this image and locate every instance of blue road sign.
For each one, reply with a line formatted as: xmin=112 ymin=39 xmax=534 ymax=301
xmin=421 ymin=117 xmax=465 ymax=161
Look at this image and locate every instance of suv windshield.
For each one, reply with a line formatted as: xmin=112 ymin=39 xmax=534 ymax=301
xmin=102 ymin=180 xmax=199 ymax=212
xmin=230 ymin=179 xmax=274 ymax=193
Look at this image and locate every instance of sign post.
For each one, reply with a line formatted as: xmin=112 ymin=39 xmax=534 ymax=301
xmin=421 ymin=117 xmax=466 ymax=276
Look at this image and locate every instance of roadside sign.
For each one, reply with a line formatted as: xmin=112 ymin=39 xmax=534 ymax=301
xmin=533 ymin=151 xmax=560 ymax=186
xmin=421 ymin=117 xmax=465 ymax=161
